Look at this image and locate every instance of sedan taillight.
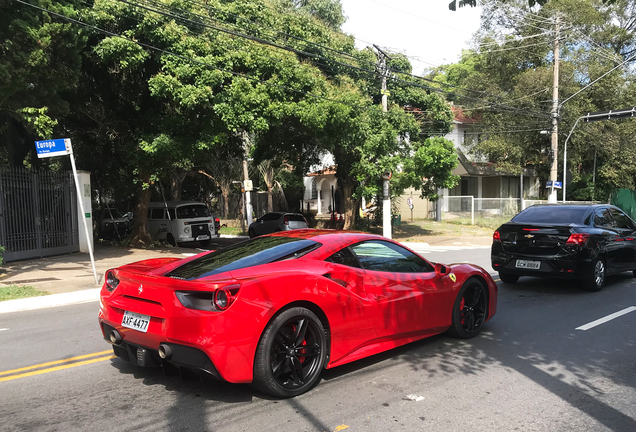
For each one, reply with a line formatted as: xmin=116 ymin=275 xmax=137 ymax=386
xmin=566 ymin=233 xmax=590 ymax=246
xmin=493 ymin=230 xmax=501 ymax=242
xmin=284 ymin=216 xmax=289 ymax=225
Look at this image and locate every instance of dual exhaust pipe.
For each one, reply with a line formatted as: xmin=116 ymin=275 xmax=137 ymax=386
xmin=108 ymin=329 xmax=173 ymax=360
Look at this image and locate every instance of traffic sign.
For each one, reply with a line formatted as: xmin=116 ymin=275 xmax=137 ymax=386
xmin=546 ymin=181 xmax=562 ymax=189
xmin=35 ymin=138 xmax=71 ymax=158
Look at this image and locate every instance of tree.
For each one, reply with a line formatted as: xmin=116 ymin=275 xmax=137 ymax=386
xmin=433 ymin=0 xmax=636 ymax=201
xmin=0 ymin=0 xmax=85 ymax=165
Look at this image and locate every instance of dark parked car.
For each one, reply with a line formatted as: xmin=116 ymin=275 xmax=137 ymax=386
xmin=491 ymin=204 xmax=636 ymax=291
xmin=99 ymin=209 xmax=133 ymax=240
xmin=248 ymin=212 xmax=308 ymax=238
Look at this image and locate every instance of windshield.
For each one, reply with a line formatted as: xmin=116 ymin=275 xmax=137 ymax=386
xmin=176 ymin=205 xmax=211 ymax=219
xmin=511 ymin=206 xmax=589 ymax=224
xmin=166 ymin=237 xmax=320 ymax=280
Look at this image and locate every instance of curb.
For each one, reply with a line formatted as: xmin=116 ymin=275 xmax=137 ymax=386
xmin=0 ymin=288 xmax=100 ymax=314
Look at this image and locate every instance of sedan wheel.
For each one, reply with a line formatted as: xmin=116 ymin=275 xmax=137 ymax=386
xmin=253 ymin=307 xmax=327 ymax=397
xmin=498 ymin=272 xmax=519 ymax=284
xmin=447 ymin=278 xmax=488 ymax=339
xmin=584 ymin=257 xmax=605 ymax=292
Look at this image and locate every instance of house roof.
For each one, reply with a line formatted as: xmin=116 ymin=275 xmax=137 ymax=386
xmin=307 ymin=165 xmax=337 ymax=176
xmin=456 ymin=148 xmax=536 ymax=177
xmin=452 ymin=106 xmax=478 ymax=125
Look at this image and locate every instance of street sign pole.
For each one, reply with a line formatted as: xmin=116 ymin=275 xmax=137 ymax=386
xmin=35 ymin=138 xmax=98 ymax=285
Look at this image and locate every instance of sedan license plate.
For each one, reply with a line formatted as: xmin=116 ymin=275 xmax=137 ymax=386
xmin=515 ymin=259 xmax=541 ymax=270
xmin=122 ymin=311 xmax=150 ymax=333
xmin=196 ymin=235 xmax=210 ymax=241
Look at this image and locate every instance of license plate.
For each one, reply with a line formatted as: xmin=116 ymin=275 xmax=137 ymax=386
xmin=516 ymin=259 xmax=541 ymax=270
xmin=196 ymin=235 xmax=210 ymax=241
xmin=122 ymin=311 xmax=150 ymax=333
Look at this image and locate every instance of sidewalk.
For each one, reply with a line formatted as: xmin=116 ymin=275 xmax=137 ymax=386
xmin=0 ymin=235 xmax=492 ymax=314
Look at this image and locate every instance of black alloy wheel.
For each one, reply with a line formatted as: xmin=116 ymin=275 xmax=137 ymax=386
xmin=498 ymin=272 xmax=519 ymax=284
xmin=584 ymin=257 xmax=606 ymax=292
xmin=448 ymin=278 xmax=488 ymax=339
xmin=253 ymin=307 xmax=327 ymax=397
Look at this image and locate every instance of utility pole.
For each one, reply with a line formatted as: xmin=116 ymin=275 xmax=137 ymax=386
xmin=374 ymin=44 xmax=392 ymax=239
xmin=242 ymin=131 xmax=253 ymax=226
xmin=548 ymin=14 xmax=561 ymax=204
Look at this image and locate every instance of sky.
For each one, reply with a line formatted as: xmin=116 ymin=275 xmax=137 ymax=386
xmin=339 ymin=0 xmax=483 ymax=74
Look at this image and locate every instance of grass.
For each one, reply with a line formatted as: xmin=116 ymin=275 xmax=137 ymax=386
xmin=0 ymin=285 xmax=49 ymax=302
xmin=364 ymin=217 xmax=506 ymax=242
xmin=219 ymin=226 xmax=247 ymax=236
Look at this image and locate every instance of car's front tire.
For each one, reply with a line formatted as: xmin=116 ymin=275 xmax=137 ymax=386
xmin=447 ymin=278 xmax=488 ymax=339
xmin=252 ymin=307 xmax=327 ymax=398
xmin=248 ymin=228 xmax=256 ymax=238
xmin=584 ymin=257 xmax=606 ymax=291
xmin=498 ymin=272 xmax=519 ymax=284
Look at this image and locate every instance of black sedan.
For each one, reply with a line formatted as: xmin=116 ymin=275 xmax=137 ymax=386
xmin=248 ymin=212 xmax=309 ymax=238
xmin=491 ymin=204 xmax=636 ymax=291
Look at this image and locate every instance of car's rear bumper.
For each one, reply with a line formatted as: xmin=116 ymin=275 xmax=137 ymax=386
xmin=98 ymin=286 xmax=261 ymax=383
xmin=101 ymin=322 xmax=222 ymax=379
xmin=491 ymin=250 xmax=590 ymax=279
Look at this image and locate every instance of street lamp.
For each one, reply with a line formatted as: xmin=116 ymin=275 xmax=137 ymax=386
xmin=561 ymin=108 xmax=636 ymax=203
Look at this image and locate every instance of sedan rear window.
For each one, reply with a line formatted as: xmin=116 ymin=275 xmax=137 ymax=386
xmin=511 ymin=206 xmax=589 ymax=224
xmin=287 ymin=214 xmax=307 ymax=222
xmin=166 ymin=237 xmax=320 ymax=280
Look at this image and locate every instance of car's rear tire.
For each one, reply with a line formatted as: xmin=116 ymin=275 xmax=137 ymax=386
xmin=498 ymin=272 xmax=519 ymax=284
xmin=584 ymin=257 xmax=606 ymax=291
xmin=249 ymin=228 xmax=256 ymax=238
xmin=447 ymin=278 xmax=488 ymax=339
xmin=252 ymin=307 xmax=327 ymax=398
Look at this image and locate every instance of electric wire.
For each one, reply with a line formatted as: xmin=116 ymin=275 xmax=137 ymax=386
xmin=111 ymin=0 xmax=550 ymax=118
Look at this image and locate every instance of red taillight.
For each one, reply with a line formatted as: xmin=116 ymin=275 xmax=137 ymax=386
xmin=176 ymin=284 xmax=240 ymax=311
xmin=105 ymin=270 xmax=119 ymax=292
xmin=284 ymin=216 xmax=289 ymax=225
xmin=493 ymin=230 xmax=501 ymax=242
xmin=566 ymin=233 xmax=590 ymax=246
xmin=214 ymin=289 xmax=232 ymax=310
xmin=523 ymin=228 xmax=540 ymax=231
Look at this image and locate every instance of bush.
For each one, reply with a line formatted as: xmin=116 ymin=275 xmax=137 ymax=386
xmin=0 ymin=245 xmax=4 ymax=267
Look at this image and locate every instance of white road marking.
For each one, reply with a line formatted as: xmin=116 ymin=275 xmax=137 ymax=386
xmin=0 ymin=328 xmax=8 ymax=332
xmin=576 ymin=306 xmax=636 ymax=331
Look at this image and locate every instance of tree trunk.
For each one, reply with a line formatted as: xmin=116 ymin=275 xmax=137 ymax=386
xmin=222 ymin=187 xmax=230 ymax=218
xmin=170 ymin=171 xmax=185 ymax=200
xmin=341 ymin=180 xmax=357 ymax=230
xmin=129 ymin=171 xmax=153 ymax=247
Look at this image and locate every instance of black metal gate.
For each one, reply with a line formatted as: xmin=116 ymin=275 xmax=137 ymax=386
xmin=0 ymin=166 xmax=79 ymax=262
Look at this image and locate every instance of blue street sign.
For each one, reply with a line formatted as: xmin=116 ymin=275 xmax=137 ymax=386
xmin=546 ymin=181 xmax=562 ymax=189
xmin=35 ymin=138 xmax=71 ymax=158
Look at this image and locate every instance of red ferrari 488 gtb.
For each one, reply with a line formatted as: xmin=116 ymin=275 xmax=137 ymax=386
xmin=99 ymin=230 xmax=497 ymax=397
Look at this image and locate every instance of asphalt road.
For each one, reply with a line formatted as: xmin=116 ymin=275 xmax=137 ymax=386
xmin=1 ymin=248 xmax=635 ymax=432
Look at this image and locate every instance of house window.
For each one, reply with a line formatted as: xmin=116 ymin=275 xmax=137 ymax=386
xmin=311 ymin=178 xmax=318 ymax=200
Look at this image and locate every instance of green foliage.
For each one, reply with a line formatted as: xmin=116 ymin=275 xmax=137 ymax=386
xmin=0 ymin=245 xmax=4 ymax=266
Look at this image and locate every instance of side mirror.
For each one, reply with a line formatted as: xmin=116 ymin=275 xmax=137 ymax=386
xmin=435 ymin=263 xmax=450 ymax=277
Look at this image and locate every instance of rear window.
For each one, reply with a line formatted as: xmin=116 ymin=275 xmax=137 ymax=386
xmin=287 ymin=214 xmax=307 ymax=222
xmin=511 ymin=206 xmax=589 ymax=224
xmin=176 ymin=205 xmax=210 ymax=219
xmin=166 ymin=237 xmax=320 ymax=280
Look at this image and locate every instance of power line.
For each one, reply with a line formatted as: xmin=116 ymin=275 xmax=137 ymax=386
xmin=14 ymin=0 xmax=376 ymax=112
xmin=114 ymin=0 xmax=550 ymax=118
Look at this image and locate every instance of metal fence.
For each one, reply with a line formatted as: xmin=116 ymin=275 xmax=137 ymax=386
xmin=0 ymin=166 xmax=79 ymax=262
xmin=441 ymin=197 xmax=597 ymax=224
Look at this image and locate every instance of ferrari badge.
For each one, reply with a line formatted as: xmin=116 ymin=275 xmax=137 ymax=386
xmin=449 ymin=273 xmax=456 ymax=282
